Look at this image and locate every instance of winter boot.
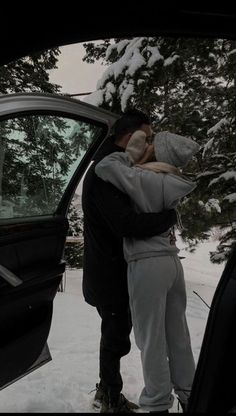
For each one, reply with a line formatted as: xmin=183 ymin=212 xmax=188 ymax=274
xmin=92 ymin=383 xmax=106 ymax=409
xmin=100 ymin=393 xmax=139 ymax=413
xmin=177 ymin=398 xmax=188 ymax=413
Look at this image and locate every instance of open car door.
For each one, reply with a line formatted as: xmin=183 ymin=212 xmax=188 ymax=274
xmin=188 ymin=244 xmax=236 ymax=413
xmin=0 ymin=92 xmax=117 ymax=389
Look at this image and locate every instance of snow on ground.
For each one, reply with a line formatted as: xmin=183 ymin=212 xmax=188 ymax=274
xmin=0 ymin=236 xmax=225 ymax=413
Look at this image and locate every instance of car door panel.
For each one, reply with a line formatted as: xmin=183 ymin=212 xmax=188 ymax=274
xmin=0 ymin=282 xmax=56 ymax=387
xmin=0 ymin=342 xmax=53 ymax=391
xmin=0 ymin=93 xmax=117 ymax=388
xmin=0 ymin=217 xmax=68 ymax=280
xmin=0 ymin=217 xmax=66 ymax=388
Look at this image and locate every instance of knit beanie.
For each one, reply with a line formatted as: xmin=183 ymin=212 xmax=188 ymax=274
xmin=125 ymin=130 xmax=147 ymax=164
xmin=154 ymin=131 xmax=200 ymax=167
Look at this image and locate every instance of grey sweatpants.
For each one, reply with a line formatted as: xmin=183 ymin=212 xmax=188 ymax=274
xmin=127 ymin=255 xmax=196 ymax=412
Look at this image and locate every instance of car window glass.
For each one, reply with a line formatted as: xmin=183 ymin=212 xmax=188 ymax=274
xmin=0 ymin=114 xmax=102 ymax=219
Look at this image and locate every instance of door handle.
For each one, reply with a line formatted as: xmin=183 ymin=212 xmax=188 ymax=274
xmin=0 ymin=264 xmax=23 ymax=287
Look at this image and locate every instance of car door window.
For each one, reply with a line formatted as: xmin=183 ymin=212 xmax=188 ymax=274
xmin=0 ymin=114 xmax=102 ymax=219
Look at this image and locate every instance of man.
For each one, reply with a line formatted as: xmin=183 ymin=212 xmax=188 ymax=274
xmin=81 ymin=109 xmax=177 ymax=413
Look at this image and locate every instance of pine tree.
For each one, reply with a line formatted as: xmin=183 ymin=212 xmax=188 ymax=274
xmin=0 ymin=49 xmax=86 ymax=272
xmin=83 ymin=37 xmax=236 ymax=263
xmin=194 ymin=40 xmax=236 ymax=262
xmin=64 ymin=200 xmax=84 ymax=269
xmin=0 ymin=48 xmax=64 ymax=215
xmin=0 ymin=49 xmax=61 ymax=94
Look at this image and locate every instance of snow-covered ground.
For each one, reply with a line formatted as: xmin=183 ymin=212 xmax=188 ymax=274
xmin=0 ymin=236 xmax=225 ymax=413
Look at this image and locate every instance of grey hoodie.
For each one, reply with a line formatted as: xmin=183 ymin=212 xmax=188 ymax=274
xmin=95 ymin=131 xmax=200 ymax=262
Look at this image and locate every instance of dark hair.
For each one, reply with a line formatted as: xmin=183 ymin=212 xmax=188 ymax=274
xmin=113 ymin=108 xmax=150 ymax=139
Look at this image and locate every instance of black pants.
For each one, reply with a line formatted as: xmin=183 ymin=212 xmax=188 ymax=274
xmin=96 ymin=302 xmax=132 ymax=402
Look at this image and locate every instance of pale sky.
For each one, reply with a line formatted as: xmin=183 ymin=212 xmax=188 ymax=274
xmin=49 ymin=42 xmax=105 ymax=97
xmin=49 ymin=42 xmax=106 ymax=196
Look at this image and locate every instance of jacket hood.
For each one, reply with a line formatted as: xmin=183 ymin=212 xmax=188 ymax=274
xmin=163 ymin=174 xmax=197 ymax=208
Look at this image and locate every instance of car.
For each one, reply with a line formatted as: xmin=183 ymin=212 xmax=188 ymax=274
xmin=0 ymin=92 xmax=118 ymax=390
xmin=0 ymin=5 xmax=235 ymax=413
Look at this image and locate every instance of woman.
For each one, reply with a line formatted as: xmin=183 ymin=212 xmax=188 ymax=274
xmin=95 ymin=130 xmax=200 ymax=413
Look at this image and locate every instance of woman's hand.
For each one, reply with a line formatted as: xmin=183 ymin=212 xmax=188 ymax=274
xmin=125 ymin=130 xmax=147 ymax=164
xmin=136 ymin=143 xmax=155 ymax=164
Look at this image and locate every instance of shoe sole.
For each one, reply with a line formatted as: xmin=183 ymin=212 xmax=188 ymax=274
xmin=92 ymin=400 xmax=102 ymax=410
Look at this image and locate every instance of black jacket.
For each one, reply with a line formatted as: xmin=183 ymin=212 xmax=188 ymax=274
xmin=82 ymin=137 xmax=177 ymax=307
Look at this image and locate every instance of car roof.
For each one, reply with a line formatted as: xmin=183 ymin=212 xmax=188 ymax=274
xmin=1 ymin=6 xmax=236 ymax=66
